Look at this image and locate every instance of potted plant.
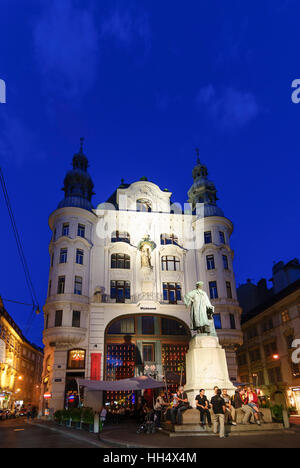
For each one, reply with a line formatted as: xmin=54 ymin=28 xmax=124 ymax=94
xmin=62 ymin=409 xmax=71 ymax=427
xmin=82 ymin=407 xmax=94 ymax=432
xmin=70 ymin=408 xmax=82 ymax=429
xmin=53 ymin=410 xmax=63 ymax=425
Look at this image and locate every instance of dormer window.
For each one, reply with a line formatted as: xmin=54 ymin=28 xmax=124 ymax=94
xmin=136 ymin=199 xmax=152 ymax=212
xmin=111 ymin=231 xmax=130 ymax=244
xmin=160 ymin=234 xmax=179 ymax=246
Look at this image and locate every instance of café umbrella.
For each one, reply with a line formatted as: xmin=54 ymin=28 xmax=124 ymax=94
xmin=76 ymin=375 xmax=165 ymax=392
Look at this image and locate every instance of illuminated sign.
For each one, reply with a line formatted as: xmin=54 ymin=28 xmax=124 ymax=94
xmin=43 ymin=392 xmax=51 ymax=399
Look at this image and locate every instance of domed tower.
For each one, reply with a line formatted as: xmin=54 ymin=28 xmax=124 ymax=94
xmin=188 ymin=149 xmax=224 ymax=217
xmin=41 ymin=139 xmax=97 ymax=414
xmin=58 ymin=137 xmax=95 ymax=211
xmin=188 ymin=149 xmax=243 ymax=382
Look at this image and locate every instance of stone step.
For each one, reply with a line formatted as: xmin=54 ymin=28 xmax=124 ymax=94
xmin=162 ymin=421 xmax=285 ymax=436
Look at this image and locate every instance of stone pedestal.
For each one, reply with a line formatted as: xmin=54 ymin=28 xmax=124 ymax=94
xmin=185 ymin=335 xmax=236 ymax=406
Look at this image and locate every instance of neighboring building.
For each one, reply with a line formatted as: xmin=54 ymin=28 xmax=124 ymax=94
xmin=237 ymin=278 xmax=300 ymax=413
xmin=237 ymin=258 xmax=300 ymax=314
xmin=41 ymin=142 xmax=242 ymax=415
xmin=0 ymin=297 xmax=43 ymax=410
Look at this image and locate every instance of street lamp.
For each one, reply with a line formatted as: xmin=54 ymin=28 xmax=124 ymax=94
xmin=273 ymin=354 xmax=280 ymax=360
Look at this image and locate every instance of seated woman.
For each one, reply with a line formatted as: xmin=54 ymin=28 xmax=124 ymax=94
xmin=154 ymin=391 xmax=169 ymax=429
xmin=244 ymin=387 xmax=261 ymax=425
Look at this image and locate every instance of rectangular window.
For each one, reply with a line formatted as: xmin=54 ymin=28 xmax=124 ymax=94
xmin=262 ymin=317 xmax=273 ymax=332
xmin=141 ymin=316 xmax=155 ymax=335
xmin=291 ymin=362 xmax=300 ymax=378
xmin=76 ymin=249 xmax=84 ymax=265
xmin=163 ymin=283 xmax=182 ymax=304
xmin=77 ymin=224 xmax=85 ymax=238
xmin=72 ymin=310 xmax=81 ymax=328
xmin=60 ymin=248 xmax=68 ymax=264
xmin=264 ymin=341 xmax=278 ymax=358
xmin=45 ymin=314 xmax=49 ymax=329
xmin=206 ymin=255 xmax=215 ymax=270
xmin=55 ymin=310 xmax=63 ymax=327
xmin=204 ymin=231 xmax=212 ymax=244
xmin=214 ymin=313 xmax=222 ymax=329
xmin=249 ymin=348 xmax=261 ymax=362
xmin=74 ymin=276 xmax=83 ymax=295
xmin=226 ymin=281 xmax=232 ymax=299
xmin=48 ymin=280 xmax=51 ymax=297
xmin=57 ymin=276 xmax=65 ymax=294
xmin=247 ymin=326 xmax=258 ymax=340
xmin=209 ymin=281 xmax=218 ymax=299
xmin=268 ymin=366 xmax=282 ymax=384
xmin=281 ymin=310 xmax=290 ymax=323
xmin=62 ymin=223 xmax=69 ymax=237
xmin=219 ymin=231 xmax=225 ymax=244
xmin=53 ymin=228 xmax=56 ymax=241
xmin=222 ymin=255 xmax=229 ymax=270
xmin=143 ymin=344 xmax=155 ymax=362
xmin=51 ymin=253 xmax=54 ymax=267
xmin=229 ymin=313 xmax=236 ymax=329
xmin=110 ymin=281 xmax=130 ymax=303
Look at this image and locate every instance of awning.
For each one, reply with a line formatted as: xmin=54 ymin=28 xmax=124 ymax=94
xmin=76 ymin=376 xmax=165 ymax=391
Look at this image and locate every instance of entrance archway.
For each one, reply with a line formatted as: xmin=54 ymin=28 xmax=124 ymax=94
xmin=104 ymin=314 xmax=191 ymax=405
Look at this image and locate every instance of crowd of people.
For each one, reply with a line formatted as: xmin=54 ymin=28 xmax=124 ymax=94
xmin=100 ymin=384 xmax=262 ymax=437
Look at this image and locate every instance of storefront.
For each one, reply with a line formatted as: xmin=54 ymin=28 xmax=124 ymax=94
xmin=288 ymin=387 xmax=300 ymax=413
xmin=104 ymin=314 xmax=190 ymax=405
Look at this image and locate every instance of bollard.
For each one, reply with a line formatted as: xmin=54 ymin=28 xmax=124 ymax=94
xmin=282 ymin=409 xmax=290 ymax=429
xmin=93 ymin=412 xmax=99 ymax=433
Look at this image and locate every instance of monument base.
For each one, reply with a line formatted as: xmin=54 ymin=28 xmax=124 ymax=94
xmin=185 ymin=334 xmax=236 ymax=405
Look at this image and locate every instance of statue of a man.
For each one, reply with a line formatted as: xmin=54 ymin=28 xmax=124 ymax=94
xmin=184 ymin=281 xmax=217 ymax=336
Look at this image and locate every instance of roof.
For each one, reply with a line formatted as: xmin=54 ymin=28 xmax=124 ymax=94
xmin=241 ymin=278 xmax=300 ymax=325
xmin=0 ymin=304 xmax=43 ymax=353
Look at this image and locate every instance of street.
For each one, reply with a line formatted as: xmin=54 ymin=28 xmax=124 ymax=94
xmin=0 ymin=418 xmax=99 ymax=448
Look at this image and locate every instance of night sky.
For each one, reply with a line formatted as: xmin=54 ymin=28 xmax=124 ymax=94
xmin=0 ymin=0 xmax=299 ymax=347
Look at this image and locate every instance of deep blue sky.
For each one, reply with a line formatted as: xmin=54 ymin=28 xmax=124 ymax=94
xmin=0 ymin=0 xmax=299 ymax=347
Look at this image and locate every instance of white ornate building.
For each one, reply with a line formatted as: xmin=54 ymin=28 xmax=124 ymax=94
xmin=40 ymin=142 xmax=242 ymax=415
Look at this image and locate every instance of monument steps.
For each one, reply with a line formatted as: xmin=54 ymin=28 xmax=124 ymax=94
xmin=162 ymin=422 xmax=289 ymax=437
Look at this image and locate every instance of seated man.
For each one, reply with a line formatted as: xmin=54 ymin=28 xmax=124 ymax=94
xmin=195 ymin=389 xmax=212 ymax=427
xmin=169 ymin=386 xmax=189 ymax=425
xmin=221 ymin=389 xmax=236 ymax=426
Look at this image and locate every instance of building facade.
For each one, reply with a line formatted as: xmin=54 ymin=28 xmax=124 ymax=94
xmin=41 ymin=143 xmax=242 ymax=415
xmin=237 ymin=278 xmax=300 ymax=413
xmin=0 ymin=298 xmax=43 ymax=410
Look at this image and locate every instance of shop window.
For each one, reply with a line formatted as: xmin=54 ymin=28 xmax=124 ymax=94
xmin=141 ymin=317 xmax=155 ymax=335
xmin=143 ymin=344 xmax=155 ymax=362
xmin=161 ymin=318 xmax=187 ymax=335
xmin=107 ymin=317 xmax=135 ymax=335
xmin=67 ymin=349 xmax=86 ymax=369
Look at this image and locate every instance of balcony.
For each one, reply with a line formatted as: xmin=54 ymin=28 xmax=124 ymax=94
xmin=43 ymin=326 xmax=87 ymax=347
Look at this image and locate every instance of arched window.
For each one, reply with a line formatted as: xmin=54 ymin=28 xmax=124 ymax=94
xmin=161 ymin=255 xmax=180 ymax=271
xmin=111 ymin=253 xmax=130 ymax=269
xmin=111 ymin=231 xmax=130 ymax=244
xmin=136 ymin=199 xmax=152 ymax=212
xmin=160 ymin=233 xmax=179 ymax=246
